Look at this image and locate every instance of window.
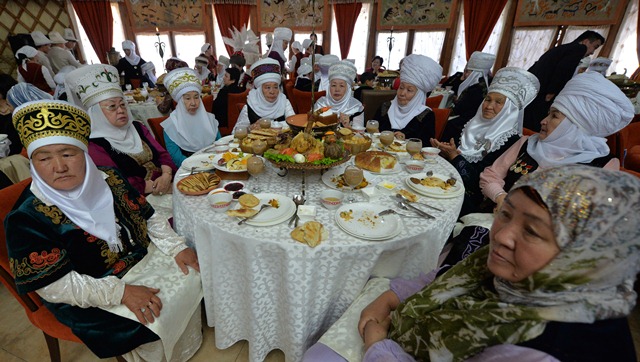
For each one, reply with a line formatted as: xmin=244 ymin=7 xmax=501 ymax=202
xmin=375 ymin=31 xmax=407 ymax=71
xmin=609 ymin=0 xmax=638 ymax=76
xmin=412 ymin=31 xmax=446 ymax=63
xmin=506 ymin=27 xmax=556 ymax=69
xmin=330 ymin=3 xmax=371 ymax=73
xmin=174 ymin=33 xmax=206 ymax=68
xmin=71 ymin=2 xmax=126 ymax=65
xmin=135 ymin=33 xmax=172 ymax=72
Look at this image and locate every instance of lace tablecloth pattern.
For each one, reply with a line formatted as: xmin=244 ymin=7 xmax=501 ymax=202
xmin=173 ymin=155 xmax=463 ymax=362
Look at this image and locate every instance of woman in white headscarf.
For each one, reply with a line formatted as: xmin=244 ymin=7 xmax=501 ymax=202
xmin=316 ymin=54 xmax=339 ymax=92
xmin=480 ymin=71 xmax=633 ymax=211
xmin=116 ymin=40 xmax=148 ymax=87
xmin=431 ymin=67 xmax=540 ymax=216
xmin=267 ymin=27 xmax=292 ymax=75
xmin=314 ymin=60 xmax=364 ymax=128
xmin=8 ymin=99 xmax=203 ymax=362
xmin=161 ymin=68 xmax=220 ymax=167
xmin=295 ymin=60 xmax=314 ymax=92
xmin=233 ymin=58 xmax=295 ymax=133
xmin=374 ymin=54 xmax=442 ymax=145
xmin=15 ymin=45 xmax=56 ymax=93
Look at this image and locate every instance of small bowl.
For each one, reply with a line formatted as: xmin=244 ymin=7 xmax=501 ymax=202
xmin=421 ymin=147 xmax=441 ymax=163
xmin=213 ymin=145 xmax=229 ymax=154
xmin=207 ymin=191 xmax=232 ymax=211
xmin=320 ymin=189 xmax=344 ymax=210
xmin=223 ymin=181 xmax=245 ymax=192
xmin=375 ymin=181 xmax=397 ymax=193
xmin=405 ymin=160 xmax=425 ymax=174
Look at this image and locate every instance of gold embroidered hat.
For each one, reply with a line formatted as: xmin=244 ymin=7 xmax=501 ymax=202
xmin=12 ymin=100 xmax=91 ymax=157
xmin=163 ymin=67 xmax=202 ymax=101
xmin=65 ymin=64 xmax=123 ymax=109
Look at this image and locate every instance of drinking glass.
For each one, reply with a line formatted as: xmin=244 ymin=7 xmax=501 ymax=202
xmin=247 ymin=156 xmax=265 ymax=193
xmin=235 ymin=126 xmax=248 ymax=143
xmin=252 ymin=139 xmax=267 ymax=156
xmin=125 ymin=84 xmax=132 ymax=91
xmin=366 ymin=120 xmax=379 ymax=135
xmin=343 ymin=165 xmax=364 ymax=203
xmin=142 ymin=82 xmax=149 ymax=89
xmin=379 ymin=131 xmax=394 ymax=151
xmin=258 ymin=118 xmax=272 ymax=129
xmin=406 ymin=138 xmax=422 ymax=159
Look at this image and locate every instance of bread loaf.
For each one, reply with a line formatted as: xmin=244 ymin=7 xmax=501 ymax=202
xmin=354 ymin=151 xmax=397 ymax=172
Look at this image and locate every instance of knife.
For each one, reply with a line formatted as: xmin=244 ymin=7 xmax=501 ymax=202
xmin=398 ymin=201 xmax=434 ymax=219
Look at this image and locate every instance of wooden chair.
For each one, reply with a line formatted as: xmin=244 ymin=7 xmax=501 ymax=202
xmin=618 ymin=122 xmax=640 ymax=171
xmin=291 ymin=88 xmax=326 ymax=115
xmin=432 ymin=108 xmax=451 ymax=140
xmin=283 ymin=80 xmax=295 ymax=103
xmin=202 ymin=94 xmax=214 ymax=113
xmin=146 ymin=116 xmax=169 ymax=149
xmin=221 ymin=90 xmax=249 ymax=136
xmin=426 ymin=94 xmax=443 ymax=109
xmin=360 ymin=89 xmax=397 ymax=123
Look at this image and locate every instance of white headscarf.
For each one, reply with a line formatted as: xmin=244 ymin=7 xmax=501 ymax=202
xmin=527 ymin=72 xmax=633 ymax=168
xmin=88 ymin=99 xmax=143 ymax=154
xmin=141 ymin=62 xmax=157 ymax=83
xmin=314 ymin=61 xmax=363 ymax=115
xmin=457 ymin=51 xmax=495 ymax=96
xmin=387 ymin=54 xmax=441 ymax=129
xmin=15 ymin=45 xmax=38 ymax=71
xmin=247 ymin=88 xmax=289 ymax=120
xmin=122 ymin=40 xmax=140 ymax=66
xmin=161 ymin=97 xmax=218 ymax=153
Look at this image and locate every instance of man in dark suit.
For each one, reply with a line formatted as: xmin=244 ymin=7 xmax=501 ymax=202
xmin=523 ymin=31 xmax=605 ymax=131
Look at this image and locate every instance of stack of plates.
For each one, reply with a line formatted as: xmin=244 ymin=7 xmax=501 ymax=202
xmin=334 ymin=203 xmax=403 ymax=241
xmin=404 ymin=172 xmax=464 ymax=198
xmin=229 ymin=193 xmax=296 ymax=226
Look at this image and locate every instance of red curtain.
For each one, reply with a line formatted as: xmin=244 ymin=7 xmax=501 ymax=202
xmin=333 ymin=3 xmax=363 ymax=59
xmin=213 ymin=4 xmax=251 ymax=56
xmin=71 ymin=0 xmax=113 ymax=64
xmin=463 ymin=0 xmax=507 ymax=60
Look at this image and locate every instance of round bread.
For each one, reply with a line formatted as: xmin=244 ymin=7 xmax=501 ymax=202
xmin=238 ymin=193 xmax=260 ymax=208
xmin=225 ymin=208 xmax=259 ymax=218
xmin=354 ymin=151 xmax=397 ymax=172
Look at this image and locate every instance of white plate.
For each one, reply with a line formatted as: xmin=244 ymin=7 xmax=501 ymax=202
xmin=334 ymin=203 xmax=403 ymax=240
xmin=215 ymin=135 xmax=234 ymax=145
xmin=211 ymin=153 xmax=252 ymax=173
xmin=322 ymin=166 xmax=374 ymax=190
xmin=368 ymin=161 xmax=403 ymax=175
xmin=181 ymin=154 xmax=216 ymax=171
xmin=230 ymin=193 xmax=296 ymax=226
xmin=404 ymin=173 xmax=464 ymax=199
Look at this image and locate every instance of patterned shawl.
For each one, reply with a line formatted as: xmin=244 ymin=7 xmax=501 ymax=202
xmin=389 ymin=165 xmax=640 ymax=361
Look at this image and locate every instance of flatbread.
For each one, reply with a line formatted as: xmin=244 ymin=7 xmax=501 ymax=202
xmin=226 ymin=208 xmax=259 ymax=218
xmin=238 ymin=194 xmax=260 ymax=208
xmin=291 ymin=221 xmax=328 ymax=248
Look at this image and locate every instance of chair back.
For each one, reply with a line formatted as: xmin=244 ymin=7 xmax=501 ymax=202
xmin=146 ymin=116 xmax=169 ymax=149
xmin=284 ymin=80 xmax=295 ymax=103
xmin=202 ymin=94 xmax=214 ymax=113
xmin=291 ymin=89 xmax=326 ymax=115
xmin=223 ymin=90 xmax=249 ymax=136
xmin=360 ymin=89 xmax=397 ymax=123
xmin=426 ymin=95 xmax=443 ymax=109
xmin=432 ymin=108 xmax=451 ymax=140
xmin=130 ymin=78 xmax=141 ymax=89
xmin=522 ymin=128 xmax=537 ymax=136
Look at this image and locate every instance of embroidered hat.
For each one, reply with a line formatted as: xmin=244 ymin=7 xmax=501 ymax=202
xmin=273 ymin=27 xmax=292 ymax=42
xmin=218 ymin=55 xmax=230 ymax=67
xmin=588 ymin=57 xmax=612 ymax=76
xmin=12 ymin=99 xmax=91 ymax=157
xmin=488 ymin=67 xmax=540 ymax=109
xmin=250 ymin=58 xmax=281 ymax=88
xmin=164 ymin=67 xmax=202 ymax=100
xmin=65 ymin=64 xmax=123 ymax=109
xmin=329 ymin=60 xmax=357 ymax=86
xmin=400 ymin=54 xmax=442 ymax=94
xmin=63 ymin=28 xmax=77 ymax=42
xmin=31 ymin=31 xmax=51 ymax=46
xmin=195 ymin=55 xmax=209 ymax=66
xmin=466 ymin=51 xmax=496 ymax=71
xmin=48 ymin=31 xmax=67 ymax=45
xmin=297 ymin=64 xmax=312 ymax=76
xmin=201 ymin=43 xmax=211 ymax=53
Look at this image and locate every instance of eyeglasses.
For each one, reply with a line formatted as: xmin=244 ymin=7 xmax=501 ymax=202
xmin=100 ymin=103 xmax=128 ymax=112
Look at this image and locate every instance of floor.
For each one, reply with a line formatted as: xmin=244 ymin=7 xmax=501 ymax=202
xmin=1 ymin=283 xmax=640 ymax=362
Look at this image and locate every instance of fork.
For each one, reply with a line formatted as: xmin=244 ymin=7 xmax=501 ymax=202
xmin=378 ymin=209 xmax=423 ymax=218
xmin=238 ymin=204 xmax=271 ymax=225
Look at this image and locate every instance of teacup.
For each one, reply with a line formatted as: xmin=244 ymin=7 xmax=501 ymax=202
xmin=320 ymin=189 xmax=344 ymax=210
xmin=421 ymin=147 xmax=441 ymax=163
xmin=207 ymin=191 xmax=232 ymax=211
xmin=405 ymin=160 xmax=425 ymax=174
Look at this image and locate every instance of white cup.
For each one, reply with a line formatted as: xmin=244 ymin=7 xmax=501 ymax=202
xmin=207 ymin=191 xmax=232 ymax=211
xmin=320 ymin=189 xmax=344 ymax=210
xmin=421 ymin=147 xmax=441 ymax=163
xmin=405 ymin=160 xmax=425 ymax=174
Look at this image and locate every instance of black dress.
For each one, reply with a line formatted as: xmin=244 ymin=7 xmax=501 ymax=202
xmin=116 ymin=57 xmax=151 ymax=88
xmin=374 ymin=101 xmax=435 ymax=145
xmin=213 ymin=84 xmax=243 ymax=128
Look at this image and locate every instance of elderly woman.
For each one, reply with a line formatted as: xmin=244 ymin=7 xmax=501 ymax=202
xmin=305 ymin=165 xmax=640 ymax=362
xmin=480 ymin=71 xmax=633 ymax=211
xmin=294 ymin=60 xmax=314 ymax=91
xmin=233 ymin=58 xmax=295 ymax=132
xmin=373 ymin=54 xmax=441 ymax=144
xmin=314 ymin=60 xmax=364 ymax=128
xmin=161 ymin=68 xmax=220 ymax=166
xmin=7 ymin=100 xmax=203 ymax=361
xmin=64 ymin=65 xmax=176 ymax=199
xmin=156 ymin=57 xmax=189 ymax=114
xmin=364 ymin=55 xmax=385 ymax=75
xmin=213 ymin=67 xmax=243 ymax=128
xmin=15 ymin=45 xmax=55 ymax=93
xmin=431 ymin=67 xmax=540 ymax=216
xmin=116 ymin=40 xmax=148 ymax=87
xmin=266 ymin=27 xmax=292 ymax=74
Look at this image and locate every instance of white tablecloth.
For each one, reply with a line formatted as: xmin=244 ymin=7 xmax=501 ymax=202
xmin=129 ymin=101 xmax=164 ymax=137
xmin=173 ymin=155 xmax=463 ymax=362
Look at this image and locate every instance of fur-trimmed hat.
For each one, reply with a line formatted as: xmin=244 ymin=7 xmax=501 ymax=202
xmin=466 ymin=51 xmax=496 ymax=71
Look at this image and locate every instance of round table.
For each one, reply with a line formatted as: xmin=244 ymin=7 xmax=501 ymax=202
xmin=173 ymin=154 xmax=463 ymax=362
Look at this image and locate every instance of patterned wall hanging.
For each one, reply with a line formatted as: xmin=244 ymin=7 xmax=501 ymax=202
xmin=514 ymin=0 xmax=627 ymax=26
xmin=127 ymin=0 xmax=205 ymax=31
xmin=377 ymin=0 xmax=459 ymax=30
xmin=257 ymin=0 xmax=330 ymax=32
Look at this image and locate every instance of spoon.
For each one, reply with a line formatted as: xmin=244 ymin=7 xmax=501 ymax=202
xmin=238 ymin=204 xmax=271 ymax=225
xmin=394 ymin=193 xmax=443 ymax=212
xmin=289 ymin=194 xmax=306 ymax=227
xmin=398 ymin=201 xmax=434 ymax=219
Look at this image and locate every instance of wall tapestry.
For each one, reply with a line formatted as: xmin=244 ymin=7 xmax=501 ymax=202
xmin=514 ymin=0 xmax=627 ymax=26
xmin=257 ymin=0 xmax=329 ymax=32
xmin=377 ymin=0 xmax=459 ymax=30
xmin=128 ymin=0 xmax=205 ymax=31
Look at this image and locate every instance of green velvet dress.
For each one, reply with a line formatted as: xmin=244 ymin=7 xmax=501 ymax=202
xmin=5 ymin=167 xmax=160 ymax=358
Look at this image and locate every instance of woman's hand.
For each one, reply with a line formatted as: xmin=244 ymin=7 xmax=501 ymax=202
xmin=175 ymin=248 xmax=200 ymax=274
xmin=358 ymin=290 xmax=400 ymax=338
xmin=122 ymin=284 xmax=163 ymax=325
xmin=152 ymin=172 xmax=172 ymax=195
xmin=363 ymin=317 xmax=392 ymax=352
xmin=430 ymin=138 xmax=459 ymax=161
xmin=393 ymin=131 xmax=405 ymax=141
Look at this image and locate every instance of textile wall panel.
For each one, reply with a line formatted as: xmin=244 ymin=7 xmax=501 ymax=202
xmin=0 ymin=0 xmax=72 ymax=77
